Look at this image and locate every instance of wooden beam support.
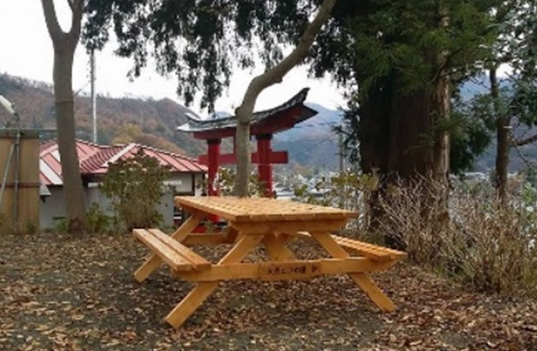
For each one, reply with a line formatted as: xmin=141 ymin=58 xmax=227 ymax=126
xmin=262 ymin=233 xmax=296 ymax=261
xmin=198 ymin=151 xmax=288 ymax=165
xmin=310 ymin=232 xmax=396 ymax=312
xmin=174 ymin=258 xmax=395 ymax=282
xmin=230 ymin=219 xmax=347 ymax=235
xmin=182 ymin=233 xmax=235 ymax=246
xmin=165 ymin=234 xmax=264 ymax=328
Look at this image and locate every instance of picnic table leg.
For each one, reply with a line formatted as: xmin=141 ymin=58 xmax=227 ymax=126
xmin=134 ymin=212 xmax=204 ymax=283
xmin=310 ymin=232 xmax=396 ymax=312
xmin=165 ymin=234 xmax=264 ymax=328
xmin=262 ymin=233 xmax=296 ymax=261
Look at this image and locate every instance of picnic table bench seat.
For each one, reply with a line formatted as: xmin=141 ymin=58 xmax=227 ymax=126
xmin=133 ymin=229 xmax=211 ymax=272
xmin=296 ymin=232 xmax=407 ymax=261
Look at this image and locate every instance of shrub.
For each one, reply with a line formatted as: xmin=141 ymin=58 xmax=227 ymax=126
xmin=24 ymin=221 xmax=37 ymax=235
xmin=293 ymin=173 xmax=537 ymax=297
xmin=86 ymin=203 xmax=112 ymax=234
xmin=0 ymin=213 xmax=10 ymax=235
xmin=378 ymin=179 xmax=537 ymax=297
xmin=101 ymin=150 xmax=170 ymax=231
xmin=214 ymin=168 xmax=266 ymax=197
xmin=54 ymin=218 xmax=68 ymax=234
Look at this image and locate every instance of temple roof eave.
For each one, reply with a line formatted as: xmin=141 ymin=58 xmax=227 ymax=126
xmin=177 ymin=88 xmax=317 ymax=135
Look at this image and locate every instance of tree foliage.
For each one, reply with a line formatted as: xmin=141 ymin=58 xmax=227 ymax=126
xmin=84 ymin=0 xmax=314 ymax=111
xmin=101 ymin=150 xmax=170 ymax=230
xmin=85 ymin=0 xmax=336 ymax=196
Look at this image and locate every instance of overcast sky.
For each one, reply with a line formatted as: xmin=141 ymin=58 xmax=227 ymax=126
xmin=0 ymin=0 xmax=346 ymax=116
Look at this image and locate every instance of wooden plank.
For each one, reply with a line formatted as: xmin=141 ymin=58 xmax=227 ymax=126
xmin=134 ymin=255 xmax=163 ymax=283
xmin=165 ymin=233 xmax=264 ymax=328
xmin=262 ymin=233 xmax=296 ymax=261
xmin=147 ymin=229 xmax=211 ymax=271
xmin=182 ymin=233 xmax=233 ymax=246
xmin=334 ymin=236 xmax=407 ymax=260
xmin=296 ymin=232 xmax=407 ymax=261
xmin=230 ymin=219 xmax=347 ymax=234
xmin=133 ymin=229 xmax=192 ymax=272
xmin=340 ymin=237 xmax=407 ymax=257
xmin=165 ymin=282 xmax=219 ymax=328
xmin=171 ymin=211 xmax=206 ymax=241
xmin=310 ymin=232 xmax=396 ymax=312
xmin=133 ymin=212 xmax=205 ymax=283
xmin=174 ymin=196 xmax=358 ymax=223
xmin=259 ymin=261 xmax=321 ymax=281
xmin=175 ymin=258 xmax=396 ymax=282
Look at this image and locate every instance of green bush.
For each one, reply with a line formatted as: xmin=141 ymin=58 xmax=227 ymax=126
xmin=101 ymin=149 xmax=170 ymax=231
xmin=87 ymin=203 xmax=112 ymax=234
xmin=53 ymin=218 xmax=68 ymax=234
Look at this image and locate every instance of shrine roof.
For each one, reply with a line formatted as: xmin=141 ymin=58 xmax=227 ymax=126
xmin=177 ymin=88 xmax=318 ymax=135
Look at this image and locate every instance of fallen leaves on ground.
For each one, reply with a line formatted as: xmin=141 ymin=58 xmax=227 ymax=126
xmin=0 ymin=232 xmax=536 ymax=350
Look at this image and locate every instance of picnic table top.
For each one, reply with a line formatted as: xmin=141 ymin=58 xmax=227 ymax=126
xmin=175 ymin=196 xmax=358 ymax=222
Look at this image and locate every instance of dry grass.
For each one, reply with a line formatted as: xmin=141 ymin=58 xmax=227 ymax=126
xmin=377 ymin=179 xmax=537 ymax=297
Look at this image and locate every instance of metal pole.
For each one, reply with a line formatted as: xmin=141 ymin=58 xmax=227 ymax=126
xmin=91 ymin=49 xmax=97 ymax=143
xmin=12 ymin=129 xmax=21 ymax=229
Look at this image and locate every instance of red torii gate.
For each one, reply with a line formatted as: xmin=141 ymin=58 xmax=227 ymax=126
xmin=177 ymin=88 xmax=318 ymax=197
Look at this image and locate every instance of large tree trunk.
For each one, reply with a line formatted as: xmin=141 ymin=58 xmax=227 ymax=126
xmin=356 ymin=0 xmax=451 ymax=248
xmin=232 ymin=0 xmax=337 ymax=196
xmin=358 ymin=75 xmax=393 ymax=234
xmin=54 ymin=48 xmax=87 ymax=232
xmin=490 ymin=67 xmax=509 ymax=205
xmin=42 ymin=0 xmax=87 ymax=232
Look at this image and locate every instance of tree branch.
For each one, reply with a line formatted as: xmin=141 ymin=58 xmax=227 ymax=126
xmin=239 ymin=0 xmax=338 ymax=112
xmin=69 ymin=0 xmax=84 ymax=42
xmin=41 ymin=0 xmax=64 ymax=43
xmin=514 ymin=133 xmax=537 ymax=146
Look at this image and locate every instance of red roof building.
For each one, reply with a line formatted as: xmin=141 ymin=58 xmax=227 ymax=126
xmin=39 ymin=140 xmax=206 ymax=186
xmin=39 ymin=140 xmax=206 ymax=229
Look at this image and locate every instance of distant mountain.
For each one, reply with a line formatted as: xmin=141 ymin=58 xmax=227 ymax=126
xmin=273 ymin=102 xmax=342 ymax=170
xmin=0 ymin=74 xmax=206 ymax=156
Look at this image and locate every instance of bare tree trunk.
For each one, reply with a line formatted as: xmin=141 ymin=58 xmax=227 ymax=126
xmin=41 ymin=0 xmax=87 ymax=232
xmin=490 ymin=67 xmax=509 ymax=205
xmin=232 ymin=0 xmax=338 ymax=196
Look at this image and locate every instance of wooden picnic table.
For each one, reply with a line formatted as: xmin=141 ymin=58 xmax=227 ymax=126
xmin=133 ymin=196 xmax=406 ymax=329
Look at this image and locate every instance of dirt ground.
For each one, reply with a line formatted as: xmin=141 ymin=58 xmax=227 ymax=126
xmin=1 ymin=232 xmax=536 ymax=351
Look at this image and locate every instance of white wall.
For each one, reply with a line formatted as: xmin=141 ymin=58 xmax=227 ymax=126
xmin=40 ymin=172 xmax=205 ymax=230
xmin=39 ymin=187 xmax=65 ymax=229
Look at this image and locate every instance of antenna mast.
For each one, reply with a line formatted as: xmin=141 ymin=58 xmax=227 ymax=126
xmin=90 ymin=49 xmax=97 ymax=143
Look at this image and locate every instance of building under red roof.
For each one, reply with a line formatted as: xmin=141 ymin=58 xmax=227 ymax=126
xmin=39 ymin=140 xmax=207 ymax=186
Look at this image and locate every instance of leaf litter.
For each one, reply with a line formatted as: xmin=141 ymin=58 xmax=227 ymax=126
xmin=0 ymin=232 xmax=536 ymax=350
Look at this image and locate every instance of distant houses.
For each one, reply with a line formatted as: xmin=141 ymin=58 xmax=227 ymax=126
xmin=39 ymin=140 xmax=206 ymax=229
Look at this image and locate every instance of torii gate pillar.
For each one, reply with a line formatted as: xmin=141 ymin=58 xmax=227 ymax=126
xmin=256 ymin=134 xmax=273 ymax=197
xmin=207 ymin=139 xmax=221 ymax=196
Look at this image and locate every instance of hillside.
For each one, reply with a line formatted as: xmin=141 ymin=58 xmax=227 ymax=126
xmin=274 ymin=103 xmax=342 ymax=170
xmin=0 ymin=74 xmax=206 ymax=156
xmin=0 ymin=73 xmax=342 ymax=169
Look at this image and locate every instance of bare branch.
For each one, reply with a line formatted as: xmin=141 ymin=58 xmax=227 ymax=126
xmin=240 ymin=0 xmax=338 ymax=109
xmin=233 ymin=0 xmax=337 ymax=195
xmin=69 ymin=0 xmax=84 ymax=42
